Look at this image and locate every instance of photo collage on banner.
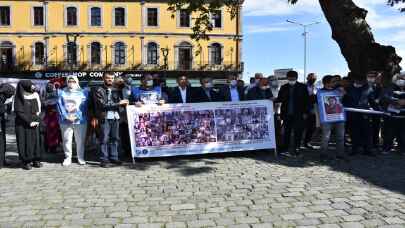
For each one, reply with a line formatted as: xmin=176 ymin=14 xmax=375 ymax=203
xmin=317 ymin=90 xmax=346 ymax=124
xmin=127 ymin=100 xmax=276 ymax=158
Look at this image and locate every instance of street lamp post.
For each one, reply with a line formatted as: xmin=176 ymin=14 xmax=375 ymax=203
xmin=286 ymin=20 xmax=320 ymax=82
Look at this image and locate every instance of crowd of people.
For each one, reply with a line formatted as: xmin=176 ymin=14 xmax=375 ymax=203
xmin=0 ymin=69 xmax=404 ymax=170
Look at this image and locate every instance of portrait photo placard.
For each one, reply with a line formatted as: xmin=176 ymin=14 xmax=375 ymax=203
xmin=317 ymin=90 xmax=346 ymax=124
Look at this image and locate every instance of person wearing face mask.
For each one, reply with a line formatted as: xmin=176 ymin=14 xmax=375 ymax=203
xmin=275 ymin=70 xmax=309 ymax=156
xmin=94 ymin=73 xmax=129 ymax=168
xmin=57 ymin=76 xmax=89 ymax=166
xmin=0 ymin=83 xmax=15 ymax=169
xmin=303 ymin=73 xmax=318 ymax=149
xmin=246 ymin=77 xmax=273 ymax=100
xmin=14 ymin=80 xmax=43 ymax=170
xmin=219 ymin=74 xmax=245 ymax=102
xmin=168 ymin=75 xmax=194 ymax=104
xmin=131 ymin=74 xmax=167 ymax=105
xmin=193 ymin=77 xmax=220 ymax=102
xmin=343 ymin=75 xmax=376 ymax=156
xmin=381 ymin=73 xmax=405 ymax=155
xmin=367 ymin=71 xmax=383 ymax=151
xmin=318 ymin=75 xmax=347 ymax=161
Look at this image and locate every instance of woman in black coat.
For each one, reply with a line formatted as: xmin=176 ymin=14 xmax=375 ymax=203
xmin=0 ymin=83 xmax=15 ymax=168
xmin=14 ymin=80 xmax=43 ymax=170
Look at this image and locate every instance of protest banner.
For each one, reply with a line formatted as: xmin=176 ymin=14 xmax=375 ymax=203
xmin=127 ymin=100 xmax=276 ymax=158
xmin=317 ymin=90 xmax=346 ymax=124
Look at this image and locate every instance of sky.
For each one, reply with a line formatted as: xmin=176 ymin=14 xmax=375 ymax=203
xmin=242 ymin=0 xmax=405 ymax=82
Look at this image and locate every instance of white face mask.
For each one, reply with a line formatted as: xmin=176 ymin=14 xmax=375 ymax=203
xmin=396 ymin=79 xmax=405 ymax=87
xmin=67 ymin=82 xmax=76 ymax=89
xmin=288 ymin=80 xmax=297 ymax=86
xmin=230 ymin=80 xmax=238 ymax=87
xmin=353 ymin=83 xmax=363 ymax=88
xmin=367 ymin=78 xmax=376 ymax=84
xmin=146 ymin=80 xmax=153 ymax=87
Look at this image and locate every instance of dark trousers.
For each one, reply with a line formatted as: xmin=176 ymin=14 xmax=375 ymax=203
xmin=371 ymin=116 xmax=381 ymax=148
xmin=0 ymin=115 xmax=5 ymax=167
xmin=383 ymin=116 xmax=405 ymax=153
xmin=304 ymin=113 xmax=317 ymax=145
xmin=119 ymin=121 xmax=131 ymax=156
xmin=348 ymin=113 xmax=372 ymax=153
xmin=382 ymin=116 xmax=396 ymax=151
xmin=282 ymin=115 xmax=304 ymax=152
xmin=99 ymin=119 xmax=120 ymax=162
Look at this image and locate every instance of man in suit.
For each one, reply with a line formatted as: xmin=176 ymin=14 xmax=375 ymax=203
xmin=168 ymin=75 xmax=194 ymax=104
xmin=246 ymin=77 xmax=274 ymax=100
xmin=219 ymin=74 xmax=244 ymax=102
xmin=276 ymin=70 xmax=310 ymax=156
xmin=193 ymin=77 xmax=220 ymax=103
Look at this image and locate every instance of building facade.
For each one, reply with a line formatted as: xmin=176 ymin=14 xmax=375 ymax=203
xmin=0 ymin=0 xmax=243 ymax=81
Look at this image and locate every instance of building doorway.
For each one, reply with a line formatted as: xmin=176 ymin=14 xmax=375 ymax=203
xmin=0 ymin=41 xmax=14 ymax=70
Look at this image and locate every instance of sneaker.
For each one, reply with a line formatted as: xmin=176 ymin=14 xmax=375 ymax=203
xmin=32 ymin=161 xmax=43 ymax=168
xmin=100 ymin=162 xmax=112 ymax=168
xmin=381 ymin=150 xmax=391 ymax=155
xmin=304 ymin=143 xmax=316 ymax=150
xmin=22 ymin=163 xmax=32 ymax=170
xmin=78 ymin=160 xmax=86 ymax=165
xmin=62 ymin=159 xmax=72 ymax=167
xmin=110 ymin=160 xmax=123 ymax=165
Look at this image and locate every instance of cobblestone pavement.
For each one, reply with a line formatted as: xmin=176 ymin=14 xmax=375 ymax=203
xmin=1 ymin=130 xmax=405 ymax=228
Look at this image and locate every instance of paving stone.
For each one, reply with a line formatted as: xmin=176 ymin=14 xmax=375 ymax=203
xmin=1 ymin=127 xmax=405 ymax=227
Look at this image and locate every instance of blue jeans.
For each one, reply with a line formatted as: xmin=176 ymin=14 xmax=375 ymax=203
xmin=100 ymin=119 xmax=120 ymax=162
xmin=320 ymin=122 xmax=345 ymax=157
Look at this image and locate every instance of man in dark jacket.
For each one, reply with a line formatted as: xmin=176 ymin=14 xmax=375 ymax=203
xmin=168 ymin=75 xmax=194 ymax=104
xmin=380 ymin=73 xmax=405 ymax=155
xmin=219 ymin=74 xmax=245 ymax=102
xmin=246 ymin=77 xmax=274 ymax=100
xmin=276 ymin=70 xmax=309 ymax=156
xmin=93 ymin=73 xmax=129 ymax=167
xmin=303 ymin=73 xmax=318 ymax=149
xmin=343 ymin=77 xmax=376 ymax=156
xmin=193 ymin=77 xmax=221 ymax=102
xmin=0 ymin=83 xmax=15 ymax=168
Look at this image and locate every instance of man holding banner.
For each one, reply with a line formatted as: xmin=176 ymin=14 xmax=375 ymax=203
xmin=343 ymin=75 xmax=376 ymax=156
xmin=317 ymin=75 xmax=347 ymax=161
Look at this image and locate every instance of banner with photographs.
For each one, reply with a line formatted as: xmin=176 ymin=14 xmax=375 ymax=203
xmin=127 ymin=100 xmax=276 ymax=158
xmin=317 ymin=90 xmax=346 ymax=124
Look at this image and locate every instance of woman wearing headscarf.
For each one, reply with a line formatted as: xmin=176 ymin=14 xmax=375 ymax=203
xmin=14 ymin=80 xmax=43 ymax=170
xmin=57 ymin=75 xmax=88 ymax=166
xmin=0 ymin=83 xmax=15 ymax=168
xmin=43 ymin=81 xmax=62 ymax=153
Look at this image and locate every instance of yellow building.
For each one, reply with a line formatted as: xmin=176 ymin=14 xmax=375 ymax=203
xmin=0 ymin=0 xmax=243 ymax=82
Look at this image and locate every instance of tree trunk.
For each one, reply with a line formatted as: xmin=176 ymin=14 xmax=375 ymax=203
xmin=318 ymin=0 xmax=402 ymax=82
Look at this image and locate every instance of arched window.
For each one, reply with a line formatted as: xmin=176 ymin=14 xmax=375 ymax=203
xmin=34 ymin=42 xmax=45 ymax=65
xmin=177 ymin=41 xmax=192 ymax=70
xmin=0 ymin=41 xmax=14 ymax=69
xmin=210 ymin=43 xmax=222 ymax=65
xmin=90 ymin=42 xmax=101 ymax=65
xmin=66 ymin=42 xmax=77 ymax=65
xmin=147 ymin=42 xmax=158 ymax=65
xmin=90 ymin=7 xmax=101 ymax=26
xmin=66 ymin=7 xmax=77 ymax=26
xmin=114 ymin=42 xmax=126 ymax=65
